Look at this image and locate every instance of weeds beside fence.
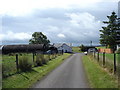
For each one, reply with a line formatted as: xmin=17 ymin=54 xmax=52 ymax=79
xmin=88 ymin=52 xmax=119 ymax=73
xmin=2 ymin=52 xmax=62 ymax=78
xmin=88 ymin=52 xmax=120 ymax=87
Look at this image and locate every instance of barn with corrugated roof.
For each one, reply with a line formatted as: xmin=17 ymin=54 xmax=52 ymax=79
xmin=1 ymin=44 xmax=57 ymax=54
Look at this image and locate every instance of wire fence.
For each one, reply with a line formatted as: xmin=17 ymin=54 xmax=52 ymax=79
xmin=89 ymin=52 xmax=119 ymax=73
xmin=2 ymin=52 xmax=63 ymax=78
xmin=88 ymin=52 xmax=120 ymax=87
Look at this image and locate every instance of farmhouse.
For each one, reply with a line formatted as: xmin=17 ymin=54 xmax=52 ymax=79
xmin=0 ymin=45 xmax=3 ymax=54
xmin=53 ymin=43 xmax=72 ymax=53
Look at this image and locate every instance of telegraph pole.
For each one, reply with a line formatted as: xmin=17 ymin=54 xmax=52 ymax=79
xmin=90 ymin=41 xmax=92 ymax=46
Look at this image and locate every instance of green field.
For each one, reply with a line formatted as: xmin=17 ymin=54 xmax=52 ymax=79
xmin=72 ymin=47 xmax=82 ymax=53
xmin=82 ymin=55 xmax=118 ymax=88
xmin=96 ymin=46 xmax=107 ymax=49
xmin=2 ymin=53 xmax=71 ymax=88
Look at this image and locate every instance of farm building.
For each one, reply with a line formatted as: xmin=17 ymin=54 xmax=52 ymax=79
xmin=53 ymin=43 xmax=72 ymax=53
xmin=0 ymin=45 xmax=3 ymax=54
xmin=1 ymin=44 xmax=57 ymax=54
xmin=117 ymin=44 xmax=120 ymax=50
xmin=81 ymin=46 xmax=97 ymax=52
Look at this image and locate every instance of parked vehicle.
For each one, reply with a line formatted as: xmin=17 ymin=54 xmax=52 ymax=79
xmin=84 ymin=51 xmax=88 ymax=55
xmin=88 ymin=48 xmax=97 ymax=52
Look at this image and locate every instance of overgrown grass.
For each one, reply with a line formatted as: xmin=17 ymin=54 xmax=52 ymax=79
xmin=2 ymin=53 xmax=57 ymax=77
xmin=72 ymin=47 xmax=82 ymax=53
xmin=2 ymin=53 xmax=71 ymax=88
xmin=2 ymin=53 xmax=33 ymax=77
xmin=2 ymin=55 xmax=17 ymax=77
xmin=82 ymin=55 xmax=118 ymax=88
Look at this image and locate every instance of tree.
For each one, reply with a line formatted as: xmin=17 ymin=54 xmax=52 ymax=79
xmin=29 ymin=32 xmax=50 ymax=45
xmin=80 ymin=44 xmax=86 ymax=52
xmin=100 ymin=12 xmax=118 ymax=51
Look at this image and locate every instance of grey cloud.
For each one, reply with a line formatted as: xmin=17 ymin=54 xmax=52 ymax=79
xmin=2 ymin=1 xmax=118 ymax=45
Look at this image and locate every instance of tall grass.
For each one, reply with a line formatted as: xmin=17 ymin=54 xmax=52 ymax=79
xmin=2 ymin=55 xmax=16 ymax=78
xmin=2 ymin=53 xmax=62 ymax=78
xmin=19 ymin=55 xmax=32 ymax=72
xmin=35 ymin=54 xmax=43 ymax=66
xmin=82 ymin=55 xmax=118 ymax=88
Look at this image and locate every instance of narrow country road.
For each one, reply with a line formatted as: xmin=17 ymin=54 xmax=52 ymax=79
xmin=32 ymin=53 xmax=89 ymax=88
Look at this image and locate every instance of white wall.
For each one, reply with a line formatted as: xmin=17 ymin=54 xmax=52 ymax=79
xmin=57 ymin=46 xmax=63 ymax=51
xmin=117 ymin=44 xmax=120 ymax=50
xmin=57 ymin=44 xmax=72 ymax=53
xmin=63 ymin=44 xmax=72 ymax=52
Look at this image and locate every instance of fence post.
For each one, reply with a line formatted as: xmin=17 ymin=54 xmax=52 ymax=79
xmin=33 ymin=53 xmax=34 ymax=62
xmin=103 ymin=52 xmax=105 ymax=66
xmin=118 ymin=53 xmax=120 ymax=88
xmin=97 ymin=52 xmax=99 ymax=62
xmin=113 ymin=53 xmax=116 ymax=74
xmin=16 ymin=54 xmax=19 ymax=71
xmin=94 ymin=51 xmax=95 ymax=58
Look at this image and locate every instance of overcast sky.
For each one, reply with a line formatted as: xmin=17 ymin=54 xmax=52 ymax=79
xmin=0 ymin=0 xmax=119 ymax=46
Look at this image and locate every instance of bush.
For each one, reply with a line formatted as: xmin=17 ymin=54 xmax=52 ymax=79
xmin=35 ymin=54 xmax=43 ymax=66
xmin=80 ymin=44 xmax=86 ymax=52
xmin=44 ymin=55 xmax=49 ymax=63
xmin=40 ymin=54 xmax=47 ymax=64
xmin=47 ymin=54 xmax=51 ymax=60
xmin=19 ymin=55 xmax=32 ymax=72
xmin=8 ymin=53 xmax=15 ymax=56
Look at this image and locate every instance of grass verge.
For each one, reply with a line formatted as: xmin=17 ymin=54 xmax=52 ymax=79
xmin=2 ymin=53 xmax=71 ymax=88
xmin=82 ymin=55 xmax=118 ymax=88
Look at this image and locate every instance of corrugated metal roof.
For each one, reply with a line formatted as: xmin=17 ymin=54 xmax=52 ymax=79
xmin=2 ymin=44 xmax=46 ymax=54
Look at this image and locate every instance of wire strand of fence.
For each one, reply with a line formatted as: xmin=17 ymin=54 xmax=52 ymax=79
xmin=2 ymin=51 xmax=63 ymax=78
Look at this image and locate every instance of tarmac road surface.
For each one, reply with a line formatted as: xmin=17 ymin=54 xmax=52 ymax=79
xmin=32 ymin=53 xmax=89 ymax=88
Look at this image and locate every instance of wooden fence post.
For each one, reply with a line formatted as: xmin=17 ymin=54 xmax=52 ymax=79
xmin=97 ymin=52 xmax=99 ymax=62
xmin=118 ymin=53 xmax=120 ymax=88
xmin=16 ymin=54 xmax=19 ymax=71
xmin=33 ymin=53 xmax=34 ymax=63
xmin=113 ymin=53 xmax=116 ymax=74
xmin=94 ymin=51 xmax=95 ymax=58
xmin=62 ymin=50 xmax=63 ymax=55
xmin=103 ymin=52 xmax=105 ymax=66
